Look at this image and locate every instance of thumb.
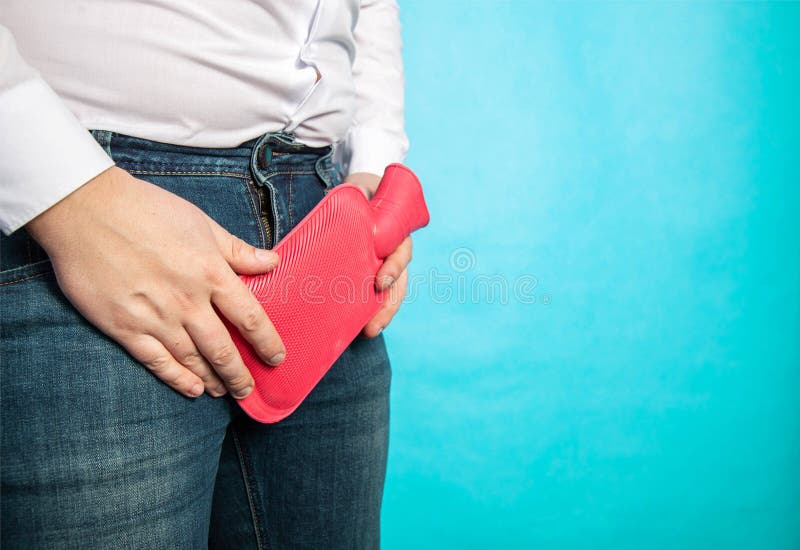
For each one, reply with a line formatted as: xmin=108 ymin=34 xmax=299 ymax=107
xmin=208 ymin=219 xmax=279 ymax=275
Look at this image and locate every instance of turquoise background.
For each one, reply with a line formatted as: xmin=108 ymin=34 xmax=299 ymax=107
xmin=383 ymin=2 xmax=799 ymax=548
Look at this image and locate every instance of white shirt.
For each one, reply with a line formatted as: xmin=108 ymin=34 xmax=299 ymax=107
xmin=0 ymin=1 xmax=407 ymax=234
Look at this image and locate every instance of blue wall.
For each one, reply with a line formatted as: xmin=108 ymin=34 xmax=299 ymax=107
xmin=383 ymin=2 xmax=799 ymax=548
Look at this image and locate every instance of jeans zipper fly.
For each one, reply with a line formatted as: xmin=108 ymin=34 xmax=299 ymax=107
xmin=252 ymin=182 xmax=274 ymax=249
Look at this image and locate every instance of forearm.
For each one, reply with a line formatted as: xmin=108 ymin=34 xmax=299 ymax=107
xmin=341 ymin=0 xmax=409 ymax=177
xmin=0 ymin=24 xmax=113 ymax=235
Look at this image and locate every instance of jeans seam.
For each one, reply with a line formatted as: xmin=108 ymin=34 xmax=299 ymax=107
xmin=264 ymin=170 xmax=315 ymax=177
xmin=126 ymin=169 xmax=250 ymax=178
xmin=232 ymin=429 xmax=268 ymax=550
xmin=268 ymin=180 xmax=281 ymax=244
xmin=0 ymin=270 xmax=52 ymax=287
xmin=288 ymin=172 xmax=294 ymax=227
xmin=242 ymin=176 xmax=267 ymax=249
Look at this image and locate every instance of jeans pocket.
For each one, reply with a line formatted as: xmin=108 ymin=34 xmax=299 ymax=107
xmin=0 ymin=231 xmax=52 ymax=285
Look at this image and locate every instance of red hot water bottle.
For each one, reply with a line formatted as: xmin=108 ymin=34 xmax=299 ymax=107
xmin=229 ymin=164 xmax=430 ymax=423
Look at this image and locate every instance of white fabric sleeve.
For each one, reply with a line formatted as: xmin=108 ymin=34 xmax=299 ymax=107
xmin=340 ymin=0 xmax=409 ymax=177
xmin=0 ymin=25 xmax=114 ymax=235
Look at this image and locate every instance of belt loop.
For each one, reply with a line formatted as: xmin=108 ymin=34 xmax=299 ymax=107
xmin=250 ymin=132 xmax=274 ymax=186
xmin=90 ymin=130 xmax=114 ymax=157
xmin=314 ymin=148 xmax=339 ymax=190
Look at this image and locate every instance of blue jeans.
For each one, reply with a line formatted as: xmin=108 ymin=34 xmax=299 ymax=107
xmin=0 ymin=132 xmax=391 ymax=549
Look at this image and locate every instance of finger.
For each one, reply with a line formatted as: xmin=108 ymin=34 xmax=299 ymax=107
xmin=211 ymin=271 xmax=286 ymax=367
xmin=124 ymin=335 xmax=205 ymax=398
xmin=343 ymin=172 xmax=381 ymax=200
xmin=184 ymin=310 xmax=255 ymax=399
xmin=208 ymin=218 xmax=280 ymax=275
xmin=376 ymin=236 xmax=412 ymax=290
xmin=156 ymin=327 xmax=227 ymax=397
xmin=364 ymin=270 xmax=408 ymax=338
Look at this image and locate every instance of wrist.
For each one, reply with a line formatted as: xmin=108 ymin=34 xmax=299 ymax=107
xmin=26 ymin=165 xmax=121 ymax=255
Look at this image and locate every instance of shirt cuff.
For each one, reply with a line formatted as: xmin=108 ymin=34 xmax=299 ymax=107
xmin=0 ymin=77 xmax=114 ymax=235
xmin=340 ymin=125 xmax=409 ymax=177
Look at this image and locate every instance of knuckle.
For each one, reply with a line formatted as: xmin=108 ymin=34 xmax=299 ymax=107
xmin=223 ymin=373 xmax=250 ymax=389
xmin=209 ymin=344 xmax=236 ymax=367
xmin=178 ymin=349 xmax=203 ymax=366
xmin=165 ymin=370 xmax=188 ymax=387
xmin=108 ymin=305 xmax=128 ymax=329
xmin=230 ymin=236 xmax=248 ymax=260
xmin=239 ymin=306 xmax=264 ymax=333
xmin=143 ymin=353 xmax=171 ymax=374
xmin=380 ymin=261 xmax=398 ymax=278
xmin=199 ymin=371 xmax=220 ymax=384
xmin=172 ymin=288 xmax=197 ymax=311
xmin=203 ymin=263 xmax=229 ymax=288
xmin=109 ymin=304 xmax=140 ymax=333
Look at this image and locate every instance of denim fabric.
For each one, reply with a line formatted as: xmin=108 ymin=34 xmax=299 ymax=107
xmin=0 ymin=132 xmax=391 ymax=549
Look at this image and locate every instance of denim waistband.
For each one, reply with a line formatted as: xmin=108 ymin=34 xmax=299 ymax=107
xmin=0 ymin=131 xmax=340 ymax=278
xmin=90 ymin=130 xmax=338 ymax=186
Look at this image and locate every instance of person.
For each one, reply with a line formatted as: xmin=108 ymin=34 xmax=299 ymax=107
xmin=0 ymin=2 xmax=412 ymax=548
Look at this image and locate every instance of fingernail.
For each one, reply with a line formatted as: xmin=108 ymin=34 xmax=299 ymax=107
xmin=255 ymin=249 xmax=275 ymax=262
xmin=211 ymin=384 xmax=227 ymax=397
xmin=268 ymin=351 xmax=286 ymax=366
xmin=190 ymin=383 xmax=204 ymax=397
xmin=378 ymin=276 xmax=394 ymax=290
xmin=234 ymin=385 xmax=253 ymax=399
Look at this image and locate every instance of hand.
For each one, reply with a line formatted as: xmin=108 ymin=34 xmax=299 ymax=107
xmin=26 ymin=166 xmax=286 ymax=399
xmin=346 ymin=172 xmax=413 ymax=338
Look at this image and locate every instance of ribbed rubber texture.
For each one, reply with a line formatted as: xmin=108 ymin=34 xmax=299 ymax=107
xmin=231 ymin=164 xmax=429 ymax=423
